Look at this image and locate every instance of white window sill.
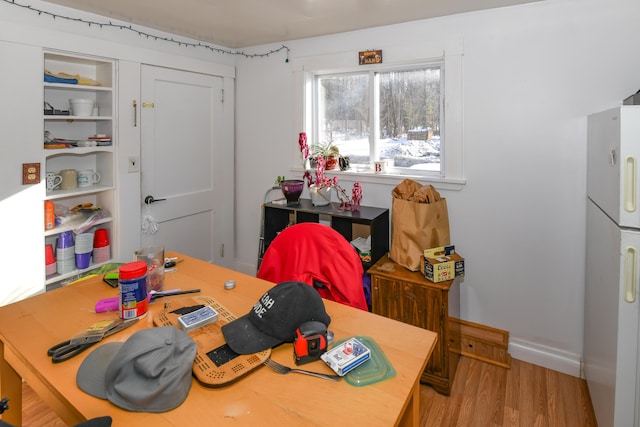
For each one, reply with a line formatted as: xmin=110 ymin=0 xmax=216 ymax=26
xmin=289 ymin=166 xmax=466 ymax=191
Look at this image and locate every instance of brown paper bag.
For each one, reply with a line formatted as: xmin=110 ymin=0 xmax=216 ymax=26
xmin=389 ymin=180 xmax=450 ymax=271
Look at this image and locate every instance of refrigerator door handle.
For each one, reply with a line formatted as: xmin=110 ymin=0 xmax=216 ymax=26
xmin=624 ymin=246 xmax=637 ymax=303
xmin=624 ymin=156 xmax=636 ymax=213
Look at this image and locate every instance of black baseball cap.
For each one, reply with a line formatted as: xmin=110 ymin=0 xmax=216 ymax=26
xmin=222 ymin=281 xmax=331 ymax=354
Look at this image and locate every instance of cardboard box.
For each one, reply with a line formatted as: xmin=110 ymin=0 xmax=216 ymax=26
xmin=423 ymin=245 xmax=465 ymax=283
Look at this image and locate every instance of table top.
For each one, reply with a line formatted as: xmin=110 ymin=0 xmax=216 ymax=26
xmin=0 ymin=253 xmax=436 ymax=426
xmin=368 ymin=254 xmax=456 ymax=291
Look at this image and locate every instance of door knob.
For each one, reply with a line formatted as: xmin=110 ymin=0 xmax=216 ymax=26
xmin=144 ymin=195 xmax=166 ymax=205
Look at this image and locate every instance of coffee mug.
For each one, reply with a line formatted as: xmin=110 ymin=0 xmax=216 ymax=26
xmin=46 ymin=172 xmax=62 ymax=191
xmin=77 ymin=169 xmax=101 ymax=187
xmin=59 ymin=169 xmax=78 ymax=191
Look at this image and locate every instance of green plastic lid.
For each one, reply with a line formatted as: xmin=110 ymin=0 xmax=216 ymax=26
xmin=331 ymin=336 xmax=396 ymax=386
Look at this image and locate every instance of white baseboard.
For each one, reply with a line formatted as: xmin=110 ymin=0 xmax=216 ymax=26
xmin=508 ymin=337 xmax=582 ymax=378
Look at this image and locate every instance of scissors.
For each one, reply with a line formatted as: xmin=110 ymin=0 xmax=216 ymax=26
xmin=47 ymin=318 xmax=139 ymax=363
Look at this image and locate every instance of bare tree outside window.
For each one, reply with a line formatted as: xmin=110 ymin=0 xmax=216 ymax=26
xmin=315 ymin=65 xmax=442 ymax=174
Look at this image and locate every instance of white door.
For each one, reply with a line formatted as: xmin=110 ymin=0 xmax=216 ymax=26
xmin=140 ymin=65 xmax=227 ymax=265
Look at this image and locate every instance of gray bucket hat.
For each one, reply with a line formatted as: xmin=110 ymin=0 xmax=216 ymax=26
xmin=76 ymin=326 xmax=197 ymax=412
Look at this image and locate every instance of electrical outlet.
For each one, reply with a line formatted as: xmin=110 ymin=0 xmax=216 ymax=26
xmin=22 ymin=163 xmax=40 ymax=185
xmin=128 ymin=156 xmax=140 ymax=173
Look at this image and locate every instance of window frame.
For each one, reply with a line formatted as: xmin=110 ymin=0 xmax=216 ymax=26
xmin=292 ymin=38 xmax=465 ymax=190
xmin=312 ymin=63 xmax=444 ymax=176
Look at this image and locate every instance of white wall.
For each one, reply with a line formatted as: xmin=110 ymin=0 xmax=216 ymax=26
xmin=234 ymin=0 xmax=640 ymax=376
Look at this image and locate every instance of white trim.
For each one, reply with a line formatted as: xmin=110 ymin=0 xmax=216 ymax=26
xmin=509 ymin=337 xmax=583 ymax=378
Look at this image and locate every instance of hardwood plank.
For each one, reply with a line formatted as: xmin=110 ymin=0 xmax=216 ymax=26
xmin=420 ymin=357 xmax=597 ymax=427
xmin=456 ymin=355 xmax=482 ymax=426
xmin=503 ymin=356 xmax=521 ymax=426
xmin=21 ymin=383 xmax=66 ymax=427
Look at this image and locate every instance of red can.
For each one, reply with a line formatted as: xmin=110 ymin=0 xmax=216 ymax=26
xmin=118 ymin=261 xmax=148 ymax=319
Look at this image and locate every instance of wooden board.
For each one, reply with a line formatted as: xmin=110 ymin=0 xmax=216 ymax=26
xmin=153 ymin=295 xmax=270 ymax=387
xmin=449 ymin=317 xmax=511 ymax=368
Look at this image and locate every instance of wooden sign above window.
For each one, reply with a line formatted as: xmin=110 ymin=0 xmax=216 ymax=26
xmin=359 ymin=50 xmax=382 ymax=65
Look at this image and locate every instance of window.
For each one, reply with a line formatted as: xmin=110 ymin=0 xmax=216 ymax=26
xmin=315 ymin=65 xmax=442 ymax=175
xmin=293 ymin=39 xmax=465 ymax=188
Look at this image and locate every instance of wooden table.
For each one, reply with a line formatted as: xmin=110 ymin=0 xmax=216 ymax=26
xmin=0 ymin=254 xmax=436 ymax=426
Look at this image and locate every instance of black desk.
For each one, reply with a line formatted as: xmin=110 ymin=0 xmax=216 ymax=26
xmin=260 ymin=198 xmax=389 ymax=270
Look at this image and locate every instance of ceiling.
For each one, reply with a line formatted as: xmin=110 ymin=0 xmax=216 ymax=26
xmin=42 ymin=0 xmax=545 ymax=48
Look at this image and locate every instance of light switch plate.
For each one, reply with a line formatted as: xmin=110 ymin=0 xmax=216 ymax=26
xmin=22 ymin=163 xmax=40 ymax=185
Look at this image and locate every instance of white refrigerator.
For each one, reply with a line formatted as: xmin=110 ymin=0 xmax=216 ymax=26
xmin=585 ymin=105 xmax=640 ymax=427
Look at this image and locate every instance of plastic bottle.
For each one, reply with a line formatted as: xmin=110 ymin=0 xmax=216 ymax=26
xmin=44 ymin=200 xmax=55 ymax=230
xmin=118 ymin=261 xmax=149 ymax=319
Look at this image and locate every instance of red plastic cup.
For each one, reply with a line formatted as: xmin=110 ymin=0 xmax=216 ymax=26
xmin=45 ymin=244 xmax=56 ymax=265
xmin=93 ymin=228 xmax=109 ymax=248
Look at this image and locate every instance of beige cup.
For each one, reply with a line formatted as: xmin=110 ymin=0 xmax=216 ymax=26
xmin=60 ymin=169 xmax=78 ymax=190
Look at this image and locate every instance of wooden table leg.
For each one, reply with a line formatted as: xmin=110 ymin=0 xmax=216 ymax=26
xmin=0 ymin=340 xmax=22 ymax=427
xmin=398 ymin=378 xmax=420 ymax=427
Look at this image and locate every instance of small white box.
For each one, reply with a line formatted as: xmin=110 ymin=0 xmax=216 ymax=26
xmin=178 ymin=306 xmax=218 ymax=333
xmin=321 ymin=337 xmax=371 ymax=376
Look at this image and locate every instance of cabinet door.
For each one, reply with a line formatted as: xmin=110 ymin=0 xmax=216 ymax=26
xmin=372 ymin=276 xmax=446 ymax=375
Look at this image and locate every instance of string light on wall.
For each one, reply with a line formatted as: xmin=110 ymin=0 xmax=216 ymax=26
xmin=3 ymin=0 xmax=290 ymax=62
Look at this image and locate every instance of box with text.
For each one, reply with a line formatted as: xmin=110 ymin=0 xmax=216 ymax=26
xmin=423 ymin=245 xmax=465 ymax=283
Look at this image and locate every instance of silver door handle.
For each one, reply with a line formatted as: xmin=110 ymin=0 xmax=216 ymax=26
xmin=144 ymin=195 xmax=166 ymax=205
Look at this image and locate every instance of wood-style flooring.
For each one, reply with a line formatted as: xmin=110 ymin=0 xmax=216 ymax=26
xmin=16 ymin=356 xmax=597 ymax=426
xmin=421 ymin=357 xmax=597 ymax=426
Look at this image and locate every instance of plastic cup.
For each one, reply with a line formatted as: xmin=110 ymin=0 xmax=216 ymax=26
xmin=93 ymin=228 xmax=109 ymax=248
xmin=75 ymin=233 xmax=94 ymax=254
xmin=56 ymin=258 xmax=75 ymax=274
xmin=57 ymin=231 xmax=74 ymax=248
xmin=134 ymin=246 xmax=165 ymax=293
xmin=75 ymin=252 xmax=92 ymax=269
xmin=46 ymin=263 xmax=57 ymax=276
xmin=56 ymin=246 xmax=75 ymax=260
xmin=92 ymin=245 xmax=111 ymax=263
xmin=45 ymin=244 xmax=56 ymax=265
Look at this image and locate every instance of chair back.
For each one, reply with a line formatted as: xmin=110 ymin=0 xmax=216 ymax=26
xmin=257 ymin=223 xmax=367 ymax=310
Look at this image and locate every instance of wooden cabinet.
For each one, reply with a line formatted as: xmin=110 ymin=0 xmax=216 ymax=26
xmin=260 ymin=198 xmax=389 ymax=271
xmin=368 ymin=255 xmax=460 ymax=395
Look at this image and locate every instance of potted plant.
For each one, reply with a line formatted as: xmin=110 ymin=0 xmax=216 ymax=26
xmin=297 ymin=132 xmax=361 ymax=210
xmin=276 ymin=175 xmax=304 ymax=206
xmin=303 ymin=157 xmax=337 ymax=206
xmin=310 ymin=141 xmax=341 ymax=170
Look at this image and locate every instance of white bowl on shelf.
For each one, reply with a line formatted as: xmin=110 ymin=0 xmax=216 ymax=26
xmin=69 ymin=98 xmax=94 ymax=117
